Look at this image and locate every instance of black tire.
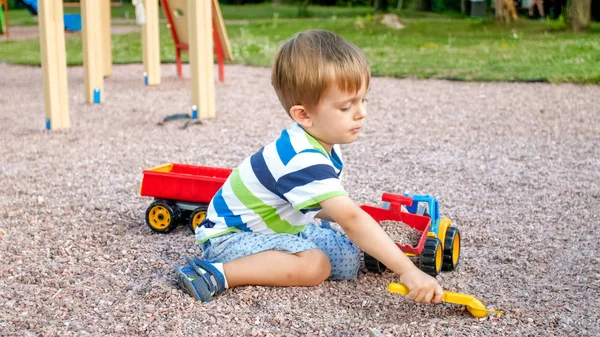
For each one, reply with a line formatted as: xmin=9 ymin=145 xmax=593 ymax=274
xmin=188 ymin=205 xmax=208 ymax=234
xmin=442 ymin=227 xmax=461 ymax=271
xmin=145 ymin=200 xmax=181 ymax=234
xmin=418 ymin=237 xmax=443 ymax=277
xmin=364 ymin=252 xmax=387 ymax=274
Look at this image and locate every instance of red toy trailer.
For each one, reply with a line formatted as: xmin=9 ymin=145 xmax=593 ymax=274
xmin=139 ymin=163 xmax=232 ymax=233
xmin=140 ymin=163 xmax=444 ymax=276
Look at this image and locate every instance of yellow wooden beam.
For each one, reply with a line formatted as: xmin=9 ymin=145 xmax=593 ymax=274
xmin=211 ymin=0 xmax=232 ymax=61
xmin=38 ymin=0 xmax=70 ymax=129
xmin=81 ymin=0 xmax=104 ymax=104
xmin=142 ymin=0 xmax=160 ymax=86
xmin=188 ymin=0 xmax=215 ymax=119
xmin=100 ymin=0 xmax=112 ymax=77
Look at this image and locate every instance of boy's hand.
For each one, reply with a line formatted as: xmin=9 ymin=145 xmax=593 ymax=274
xmin=318 ymin=196 xmax=444 ymax=305
xmin=399 ymin=267 xmax=444 ymax=304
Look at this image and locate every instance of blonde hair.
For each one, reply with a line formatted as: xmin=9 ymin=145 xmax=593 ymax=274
xmin=271 ymin=30 xmax=371 ymax=115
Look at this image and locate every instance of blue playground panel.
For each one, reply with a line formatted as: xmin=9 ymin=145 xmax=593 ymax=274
xmin=63 ymin=14 xmax=82 ymax=31
xmin=19 ymin=0 xmax=82 ymax=31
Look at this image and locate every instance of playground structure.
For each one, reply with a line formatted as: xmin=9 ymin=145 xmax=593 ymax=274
xmin=33 ymin=0 xmax=230 ymax=130
xmin=160 ymin=0 xmax=231 ymax=81
xmin=0 ymin=0 xmax=84 ymax=39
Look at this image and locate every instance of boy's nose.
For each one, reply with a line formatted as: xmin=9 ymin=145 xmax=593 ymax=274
xmin=355 ymin=104 xmax=367 ymax=119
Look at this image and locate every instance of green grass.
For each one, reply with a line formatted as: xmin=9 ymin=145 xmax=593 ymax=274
xmin=1 ymin=6 xmax=599 ymax=84
xmin=5 ymin=3 xmax=376 ymax=26
xmin=227 ymin=18 xmax=600 ymax=83
xmin=7 ymin=3 xmax=137 ymax=26
xmin=219 ymin=3 xmax=375 ymax=20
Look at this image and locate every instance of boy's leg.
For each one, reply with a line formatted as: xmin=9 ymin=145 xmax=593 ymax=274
xmin=299 ymin=223 xmax=361 ymax=281
xmin=224 ymin=248 xmax=331 ymax=287
xmin=179 ymin=230 xmax=333 ymax=301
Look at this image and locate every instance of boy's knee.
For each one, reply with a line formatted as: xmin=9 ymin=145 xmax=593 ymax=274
xmin=296 ymin=249 xmax=331 ymax=286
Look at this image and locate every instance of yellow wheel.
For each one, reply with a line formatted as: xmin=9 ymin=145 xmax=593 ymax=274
xmin=438 ymin=217 xmax=452 ymax=250
xmin=145 ymin=200 xmax=181 ymax=234
xmin=188 ymin=205 xmax=208 ymax=234
xmin=442 ymin=227 xmax=461 ymax=271
xmin=419 ymin=237 xmax=443 ymax=277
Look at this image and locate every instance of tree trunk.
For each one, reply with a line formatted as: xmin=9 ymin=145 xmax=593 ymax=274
xmin=566 ymin=0 xmax=592 ymax=31
xmin=298 ymin=0 xmax=310 ymax=17
xmin=397 ymin=0 xmax=403 ymax=11
xmin=494 ymin=0 xmax=501 ymax=18
xmin=417 ymin=0 xmax=432 ymax=11
xmin=374 ymin=0 xmax=389 ymax=12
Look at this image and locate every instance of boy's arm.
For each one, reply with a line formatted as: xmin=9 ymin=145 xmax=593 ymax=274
xmin=315 ymin=210 xmax=335 ymax=222
xmin=317 ymin=195 xmax=444 ymax=304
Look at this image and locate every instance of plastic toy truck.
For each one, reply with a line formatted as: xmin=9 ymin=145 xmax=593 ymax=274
xmin=139 ymin=163 xmax=232 ymax=234
xmin=364 ymin=193 xmax=461 ymax=277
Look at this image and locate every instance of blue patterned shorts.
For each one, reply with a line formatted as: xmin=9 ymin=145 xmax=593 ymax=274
xmin=200 ymin=221 xmax=360 ymax=281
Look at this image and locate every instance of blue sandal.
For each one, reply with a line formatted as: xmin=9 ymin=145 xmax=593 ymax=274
xmin=185 ymin=257 xmax=227 ymax=295
xmin=175 ymin=265 xmax=214 ymax=302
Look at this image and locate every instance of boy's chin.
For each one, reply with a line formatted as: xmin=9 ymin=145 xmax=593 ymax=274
xmin=341 ymin=135 xmax=360 ymax=145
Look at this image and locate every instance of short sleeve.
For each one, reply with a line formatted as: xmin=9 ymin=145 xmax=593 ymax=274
xmin=275 ymin=152 xmax=347 ymax=211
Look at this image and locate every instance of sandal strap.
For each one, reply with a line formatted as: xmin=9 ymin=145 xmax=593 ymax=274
xmin=186 ymin=257 xmax=226 ymax=295
xmin=176 ymin=265 xmax=213 ymax=302
xmin=190 ymin=267 xmax=217 ymax=295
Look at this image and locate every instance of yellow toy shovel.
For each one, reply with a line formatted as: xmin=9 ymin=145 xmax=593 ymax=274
xmin=387 ymin=283 xmax=504 ymax=318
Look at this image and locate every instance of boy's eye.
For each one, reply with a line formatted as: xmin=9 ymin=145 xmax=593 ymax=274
xmin=341 ymin=106 xmax=351 ymax=111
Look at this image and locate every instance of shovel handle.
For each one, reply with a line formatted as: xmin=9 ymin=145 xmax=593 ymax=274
xmin=388 ymin=282 xmax=483 ymax=307
xmin=387 ymin=282 xmax=462 ymax=303
xmin=387 ymin=282 xmax=410 ymax=295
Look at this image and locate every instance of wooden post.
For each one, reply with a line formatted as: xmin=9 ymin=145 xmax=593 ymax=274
xmin=81 ymin=0 xmax=104 ymax=104
xmin=211 ymin=0 xmax=232 ymax=61
xmin=188 ymin=0 xmax=215 ymax=119
xmin=100 ymin=0 xmax=112 ymax=77
xmin=38 ymin=0 xmax=70 ymax=130
xmin=142 ymin=0 xmax=161 ymax=86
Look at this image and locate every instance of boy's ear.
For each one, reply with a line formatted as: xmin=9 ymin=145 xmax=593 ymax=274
xmin=289 ymin=105 xmax=313 ymax=128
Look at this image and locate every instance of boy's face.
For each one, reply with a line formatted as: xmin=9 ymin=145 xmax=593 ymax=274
xmin=293 ymin=79 xmax=369 ymax=154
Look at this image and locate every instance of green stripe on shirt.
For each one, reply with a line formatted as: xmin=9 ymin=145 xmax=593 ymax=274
xmin=230 ymin=169 xmax=305 ymax=235
xmin=304 ymin=132 xmax=329 ymax=157
xmin=294 ymin=191 xmax=348 ymax=211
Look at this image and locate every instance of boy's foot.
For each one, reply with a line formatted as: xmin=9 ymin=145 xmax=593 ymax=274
xmin=175 ymin=258 xmax=227 ymax=302
xmin=186 ymin=257 xmax=228 ymax=289
xmin=176 ymin=265 xmax=215 ymax=302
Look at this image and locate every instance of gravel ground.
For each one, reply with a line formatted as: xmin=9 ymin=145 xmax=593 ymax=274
xmin=379 ymin=220 xmax=422 ymax=247
xmin=1 ymin=62 xmax=599 ymax=336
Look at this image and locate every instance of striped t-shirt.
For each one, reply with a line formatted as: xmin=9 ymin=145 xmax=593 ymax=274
xmin=196 ymin=123 xmax=347 ymax=243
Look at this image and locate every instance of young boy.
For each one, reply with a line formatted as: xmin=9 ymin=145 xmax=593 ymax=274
xmin=176 ymin=29 xmax=444 ymax=305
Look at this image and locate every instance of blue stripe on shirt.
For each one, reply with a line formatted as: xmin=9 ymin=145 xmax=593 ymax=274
xmin=300 ymin=148 xmax=343 ymax=172
xmin=275 ymin=130 xmax=296 ymax=165
xmin=300 ymin=207 xmax=322 ymax=214
xmin=250 ymin=148 xmax=287 ymax=200
xmin=212 ymin=188 xmax=249 ymax=231
xmin=330 ymin=148 xmax=343 ymax=171
xmin=299 ymin=148 xmax=324 ymax=156
xmin=276 ymin=164 xmax=339 ymax=196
